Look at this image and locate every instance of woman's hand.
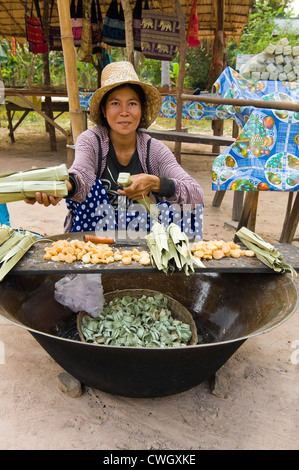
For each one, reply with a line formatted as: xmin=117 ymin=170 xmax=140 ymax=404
xmin=117 ymin=174 xmax=160 ymax=200
xmin=24 ymin=180 xmax=73 ymax=207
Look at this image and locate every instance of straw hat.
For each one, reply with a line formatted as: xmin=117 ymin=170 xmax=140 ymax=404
xmin=89 ymin=61 xmax=162 ymax=129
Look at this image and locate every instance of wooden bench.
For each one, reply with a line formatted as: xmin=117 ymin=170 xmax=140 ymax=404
xmin=140 ymin=128 xmax=235 ymax=147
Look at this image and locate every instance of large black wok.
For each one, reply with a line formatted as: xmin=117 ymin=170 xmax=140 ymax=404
xmin=0 ymin=271 xmax=297 ymax=397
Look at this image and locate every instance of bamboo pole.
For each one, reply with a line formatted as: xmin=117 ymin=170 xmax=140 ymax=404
xmin=56 ymin=0 xmax=84 ymax=144
xmin=121 ymin=0 xmax=134 ymax=65
xmin=174 ymin=0 xmax=187 ymax=163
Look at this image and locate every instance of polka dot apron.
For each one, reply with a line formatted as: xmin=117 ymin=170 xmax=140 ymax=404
xmin=66 ymin=134 xmax=203 ymax=239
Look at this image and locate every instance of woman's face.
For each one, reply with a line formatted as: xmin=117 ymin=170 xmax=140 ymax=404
xmin=102 ymin=86 xmax=143 ymax=136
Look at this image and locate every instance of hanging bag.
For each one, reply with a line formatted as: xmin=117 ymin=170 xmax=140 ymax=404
xmin=102 ymin=0 xmax=126 ymax=47
xmin=25 ymin=0 xmax=48 ymax=54
xmin=140 ymin=8 xmax=180 ymax=61
xmin=49 ymin=0 xmax=62 ymax=52
xmin=91 ymin=0 xmax=103 ymax=50
xmin=78 ymin=0 xmax=94 ymax=63
xmin=133 ymin=0 xmax=149 ymax=52
xmin=49 ymin=0 xmax=85 ymax=51
xmin=71 ymin=0 xmax=83 ymax=47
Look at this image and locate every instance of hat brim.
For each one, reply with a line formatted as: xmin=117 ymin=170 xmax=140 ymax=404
xmin=89 ymin=80 xmax=162 ymax=129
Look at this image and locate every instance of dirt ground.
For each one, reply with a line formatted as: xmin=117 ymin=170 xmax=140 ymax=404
xmin=0 ymin=127 xmax=298 ymax=450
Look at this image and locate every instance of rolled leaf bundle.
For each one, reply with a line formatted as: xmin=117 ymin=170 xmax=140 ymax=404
xmin=0 ymin=164 xmax=69 ymax=183
xmin=236 ymin=226 xmax=297 ymax=276
xmin=0 ymin=230 xmax=24 ymax=260
xmin=0 ymin=181 xmax=68 ymax=203
xmin=146 ymin=222 xmax=205 ymax=275
xmin=0 ymin=229 xmax=37 ymax=282
xmin=0 ymin=224 xmax=14 ymax=245
xmin=117 ymin=172 xmax=160 ymax=219
xmin=0 ymin=164 xmax=69 ymax=203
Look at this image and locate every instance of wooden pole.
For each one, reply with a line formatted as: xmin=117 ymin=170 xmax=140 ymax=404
xmin=56 ymin=0 xmax=84 ymax=144
xmin=121 ymin=0 xmax=134 ymax=65
xmin=181 ymin=94 xmax=299 ymax=112
xmin=42 ymin=0 xmax=56 ymax=151
xmin=212 ymin=0 xmax=225 ymax=154
xmin=174 ymin=0 xmax=187 ymax=163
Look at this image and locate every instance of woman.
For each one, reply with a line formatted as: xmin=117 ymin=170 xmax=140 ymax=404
xmin=26 ymin=61 xmax=203 ymax=238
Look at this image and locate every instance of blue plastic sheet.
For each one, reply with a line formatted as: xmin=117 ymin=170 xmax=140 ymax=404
xmin=158 ymin=94 xmax=232 ymax=121
xmin=212 ymin=67 xmax=299 ymax=192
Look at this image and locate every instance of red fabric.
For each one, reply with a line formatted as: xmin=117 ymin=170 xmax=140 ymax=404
xmin=11 ymin=37 xmax=16 ymax=56
xmin=187 ymin=0 xmax=200 ymax=47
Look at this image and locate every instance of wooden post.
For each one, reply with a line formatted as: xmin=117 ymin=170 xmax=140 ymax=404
xmin=56 ymin=0 xmax=84 ymax=144
xmin=121 ymin=0 xmax=134 ymax=65
xmin=174 ymin=0 xmax=187 ymax=163
xmin=42 ymin=0 xmax=56 ymax=151
xmin=212 ymin=0 xmax=225 ymax=154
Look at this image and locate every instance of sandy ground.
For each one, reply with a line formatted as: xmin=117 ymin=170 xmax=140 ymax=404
xmin=0 ymin=128 xmax=298 ymax=450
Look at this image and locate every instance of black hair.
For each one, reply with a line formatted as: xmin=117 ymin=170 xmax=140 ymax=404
xmin=99 ymin=83 xmax=146 ymax=129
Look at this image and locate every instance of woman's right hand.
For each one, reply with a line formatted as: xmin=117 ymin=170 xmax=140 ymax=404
xmin=24 ymin=180 xmax=73 ymax=207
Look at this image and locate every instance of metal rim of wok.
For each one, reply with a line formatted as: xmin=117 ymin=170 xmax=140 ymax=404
xmin=2 ymin=287 xmax=297 ymax=350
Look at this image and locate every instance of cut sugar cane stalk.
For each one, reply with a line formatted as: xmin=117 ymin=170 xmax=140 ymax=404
xmin=117 ymin=172 xmax=160 ymax=219
xmin=236 ymin=226 xmax=297 ymax=276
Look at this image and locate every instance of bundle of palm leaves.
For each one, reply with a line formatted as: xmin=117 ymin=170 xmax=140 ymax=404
xmin=0 ymin=164 xmax=69 ymax=203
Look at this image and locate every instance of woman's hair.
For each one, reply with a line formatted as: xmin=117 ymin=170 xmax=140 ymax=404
xmin=100 ymin=83 xmax=146 ymax=129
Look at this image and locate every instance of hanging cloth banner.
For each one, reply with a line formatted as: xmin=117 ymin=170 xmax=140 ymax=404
xmin=132 ymin=0 xmax=149 ymax=52
xmin=187 ymin=0 xmax=200 ymax=47
xmin=102 ymin=0 xmax=126 ymax=47
xmin=140 ymin=9 xmax=180 ymax=61
xmin=25 ymin=0 xmax=48 ymax=54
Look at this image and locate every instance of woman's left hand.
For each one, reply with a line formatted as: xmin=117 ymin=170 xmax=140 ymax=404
xmin=117 ymin=174 xmax=160 ymax=200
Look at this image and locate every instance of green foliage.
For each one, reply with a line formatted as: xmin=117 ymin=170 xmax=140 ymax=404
xmin=184 ymin=44 xmax=212 ymax=91
xmin=227 ymin=0 xmax=298 ymax=67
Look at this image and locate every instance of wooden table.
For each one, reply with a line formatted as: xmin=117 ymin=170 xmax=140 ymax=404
xmin=4 ymin=88 xmax=69 ymax=142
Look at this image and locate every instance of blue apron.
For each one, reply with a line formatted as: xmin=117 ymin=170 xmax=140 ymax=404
xmin=66 ymin=135 xmax=203 ymax=239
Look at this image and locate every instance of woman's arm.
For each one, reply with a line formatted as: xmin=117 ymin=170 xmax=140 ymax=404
xmin=67 ymin=129 xmax=103 ymax=202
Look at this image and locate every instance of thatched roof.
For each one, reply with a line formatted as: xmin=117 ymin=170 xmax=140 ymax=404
xmin=0 ymin=0 xmax=250 ymax=45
